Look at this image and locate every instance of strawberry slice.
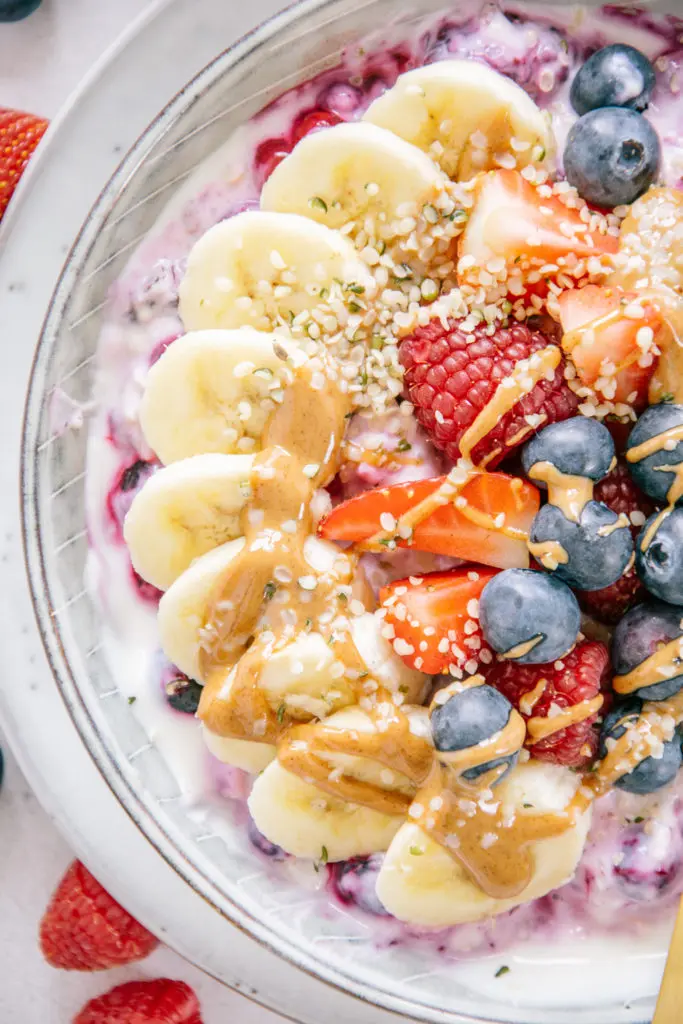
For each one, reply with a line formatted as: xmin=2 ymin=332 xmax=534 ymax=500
xmin=380 ymin=567 xmax=497 ymax=674
xmin=558 ymin=284 xmax=661 ymax=407
xmin=319 ymin=472 xmax=539 ymax=569
xmin=458 ymin=170 xmax=618 ymax=296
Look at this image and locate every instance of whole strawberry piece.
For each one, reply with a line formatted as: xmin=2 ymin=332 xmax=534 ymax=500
xmin=399 ymin=320 xmax=578 ymax=468
xmin=578 ymin=463 xmax=654 ymax=625
xmin=40 ymin=860 xmax=159 ymax=970
xmin=487 ymin=640 xmax=610 ymax=767
xmin=74 ymin=979 xmax=203 ymax=1024
xmin=0 ymin=107 xmax=48 ymax=219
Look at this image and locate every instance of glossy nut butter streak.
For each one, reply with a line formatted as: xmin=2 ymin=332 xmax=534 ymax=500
xmin=526 ymin=461 xmax=594 ymax=523
xmin=613 ymin=634 xmax=683 ymax=696
xmin=626 ymin=422 xmax=683 ymax=552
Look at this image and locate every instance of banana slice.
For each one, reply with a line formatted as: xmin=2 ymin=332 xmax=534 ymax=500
xmin=247 ymin=705 xmax=429 ymax=860
xmin=157 ymin=537 xmax=245 ymax=681
xmin=179 ymin=210 xmax=373 ymax=333
xmin=261 ymin=122 xmax=447 ymax=231
xmin=141 ymin=328 xmax=292 ymax=464
xmin=364 ymin=60 xmax=552 ymax=181
xmin=259 ymin=631 xmax=357 ymax=720
xmin=376 ymin=761 xmax=591 ymax=927
xmin=350 ymin=612 xmax=429 ymax=704
xmin=202 ymin=725 xmax=276 ymax=774
xmin=123 ymin=453 xmax=253 ymax=591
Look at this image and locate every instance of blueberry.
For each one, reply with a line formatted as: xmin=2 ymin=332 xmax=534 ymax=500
xmin=529 ymin=500 xmax=633 ymax=591
xmin=165 ymin=677 xmax=203 ymax=714
xmin=636 ymin=507 xmax=683 ymax=606
xmin=625 ymin=404 xmax=683 ymax=505
xmin=329 ymin=855 xmax=389 ymax=916
xmin=0 ymin=0 xmax=41 ymax=20
xmin=431 ymin=685 xmax=519 ymax=784
xmin=248 ymin=816 xmax=287 ymax=860
xmin=479 ymin=568 xmax=580 ymax=664
xmin=570 ymin=44 xmax=655 ymax=116
xmin=522 ymin=416 xmax=615 ymax=483
xmin=599 ymin=699 xmax=682 ymax=795
xmin=614 ymin=820 xmax=680 ymax=902
xmin=564 ymin=107 xmax=660 ymax=209
xmin=612 ymin=600 xmax=683 ymax=701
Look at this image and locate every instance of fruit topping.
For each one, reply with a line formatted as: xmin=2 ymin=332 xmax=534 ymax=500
xmin=558 ymin=284 xmax=661 ymax=410
xmin=106 ymin=458 xmax=158 ymax=542
xmin=598 ymin=699 xmax=683 ymax=795
xmin=488 ymin=640 xmax=609 ymax=767
xmin=577 ymin=463 xmax=652 ymax=624
xmin=625 ymin=402 xmax=683 ymax=505
xmin=292 ymin=108 xmax=343 ymax=144
xmin=479 ymin=568 xmax=581 ymax=664
xmin=0 ymin=1 xmax=43 ymax=21
xmin=73 ymin=979 xmax=203 ymax=1024
xmin=379 ymin=567 xmax=497 ymax=675
xmin=399 ymin=317 xmax=577 ymax=468
xmin=319 ymin=470 xmax=539 ymax=568
xmin=522 ymin=415 xmax=615 ymax=483
xmin=636 ymin=506 xmax=683 ymax=605
xmin=430 ymin=682 xmax=524 ymax=784
xmin=564 ymin=107 xmax=661 ymax=210
xmin=0 ymin=107 xmax=48 ymax=220
xmin=456 ymin=169 xmax=618 ymax=299
xmin=569 ymin=44 xmax=655 ymax=116
xmin=613 ymin=599 xmax=683 ymax=702
xmin=165 ymin=676 xmax=203 ymax=714
xmin=328 ymin=854 xmax=389 ymax=916
xmin=39 ymin=860 xmax=159 ymax=970
xmin=613 ymin=185 xmax=683 ymax=297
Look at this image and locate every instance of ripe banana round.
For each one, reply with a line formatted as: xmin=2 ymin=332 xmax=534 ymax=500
xmin=247 ymin=705 xmax=429 ymax=860
xmin=140 ymin=328 xmax=292 ymax=464
xmin=157 ymin=537 xmax=245 ymax=681
xmin=350 ymin=612 xmax=429 ymax=704
xmin=179 ymin=210 xmax=374 ymax=333
xmin=260 ymin=122 xmax=447 ymax=231
xmin=375 ymin=760 xmax=591 ymax=927
xmin=202 ymin=724 xmax=276 ymax=774
xmin=364 ymin=60 xmax=552 ymax=181
xmin=123 ymin=453 xmax=253 ymax=591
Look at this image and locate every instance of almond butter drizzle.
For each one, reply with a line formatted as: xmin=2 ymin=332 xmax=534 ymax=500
xmin=625 ymin=423 xmax=683 ymax=553
xmin=613 ymin=634 xmax=683 ymax=696
xmin=527 ymin=539 xmax=569 ymax=571
xmin=596 ymin=513 xmax=630 ymax=537
xmin=500 ymin=634 xmax=543 ymax=660
xmin=526 ymin=461 xmax=593 ymax=523
xmin=526 ymin=695 xmax=604 ymax=743
xmin=519 ymin=677 xmax=548 ymax=715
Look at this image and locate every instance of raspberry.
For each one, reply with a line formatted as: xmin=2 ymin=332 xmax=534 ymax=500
xmin=291 ymin=108 xmax=343 ymax=144
xmin=487 ymin=641 xmax=610 ymax=767
xmin=399 ymin=319 xmax=578 ymax=468
xmin=74 ymin=979 xmax=203 ymax=1024
xmin=578 ymin=463 xmax=654 ymax=625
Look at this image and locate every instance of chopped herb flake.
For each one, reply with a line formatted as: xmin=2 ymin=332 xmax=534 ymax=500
xmin=263 ymin=581 xmax=277 ymax=601
xmin=127 ymin=696 xmax=137 ymax=706
xmin=320 ymin=845 xmax=329 ymax=865
xmin=348 ymin=283 xmax=365 ymax=295
xmin=409 ymin=846 xmax=424 ymax=856
xmin=397 ymin=439 xmax=412 ymax=452
xmin=308 ymin=196 xmax=328 ymax=213
xmin=660 ymin=393 xmax=675 ymax=403
xmin=495 ymin=966 xmax=510 ymax=978
xmin=276 ymin=702 xmax=286 ymax=723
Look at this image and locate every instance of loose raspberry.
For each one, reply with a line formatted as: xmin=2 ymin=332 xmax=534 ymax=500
xmin=487 ymin=641 xmax=610 ymax=767
xmin=40 ymin=860 xmax=159 ymax=971
xmin=578 ymin=463 xmax=654 ymax=625
xmin=74 ymin=979 xmax=203 ymax=1024
xmin=399 ymin=320 xmax=578 ymax=468
xmin=291 ymin=108 xmax=343 ymax=144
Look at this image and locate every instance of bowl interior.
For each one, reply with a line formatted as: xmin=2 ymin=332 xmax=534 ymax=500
xmin=21 ymin=1 xmax=675 ymax=1022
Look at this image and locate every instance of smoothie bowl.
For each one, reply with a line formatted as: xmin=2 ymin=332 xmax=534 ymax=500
xmin=21 ymin=0 xmax=683 ymax=1021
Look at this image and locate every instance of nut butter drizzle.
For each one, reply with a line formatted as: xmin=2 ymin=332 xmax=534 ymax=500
xmin=626 ymin=423 xmax=683 ymax=552
xmin=613 ymin=634 xmax=683 ymax=696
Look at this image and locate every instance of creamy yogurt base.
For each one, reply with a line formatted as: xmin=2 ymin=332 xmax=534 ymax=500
xmin=82 ymin=0 xmax=683 ymax=997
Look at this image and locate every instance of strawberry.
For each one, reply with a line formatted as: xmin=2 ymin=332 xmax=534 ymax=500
xmin=0 ymin=107 xmax=48 ymax=220
xmin=291 ymin=108 xmax=343 ymax=144
xmin=458 ymin=169 xmax=618 ymax=298
xmin=487 ymin=640 xmax=610 ymax=768
xmin=253 ymin=136 xmax=291 ymax=187
xmin=578 ymin=462 xmax=653 ymax=625
xmin=73 ymin=979 xmax=203 ymax=1024
xmin=380 ymin=567 xmax=497 ymax=674
xmin=318 ymin=471 xmax=539 ymax=570
xmin=399 ymin=319 xmax=578 ymax=468
xmin=558 ymin=284 xmax=661 ymax=409
xmin=40 ymin=860 xmax=159 ymax=971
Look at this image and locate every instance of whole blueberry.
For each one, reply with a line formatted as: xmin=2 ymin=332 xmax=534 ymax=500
xmin=612 ymin=600 xmax=683 ymax=701
xmin=329 ymin=855 xmax=389 ymax=916
xmin=479 ymin=568 xmax=580 ymax=664
xmin=165 ymin=677 xmax=203 ymax=714
xmin=431 ymin=685 xmax=519 ymax=785
xmin=564 ymin=107 xmax=660 ymax=209
xmin=0 ymin=0 xmax=41 ymax=20
xmin=626 ymin=403 xmax=683 ymax=505
xmin=599 ymin=699 xmax=682 ymax=795
xmin=522 ymin=416 xmax=615 ymax=483
xmin=636 ymin=507 xmax=683 ymax=606
xmin=570 ymin=44 xmax=655 ymax=116
xmin=530 ymin=500 xmax=634 ymax=591
xmin=248 ymin=816 xmax=287 ymax=860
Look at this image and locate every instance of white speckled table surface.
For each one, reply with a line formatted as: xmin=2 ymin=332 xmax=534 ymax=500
xmin=0 ymin=2 xmax=285 ymax=1020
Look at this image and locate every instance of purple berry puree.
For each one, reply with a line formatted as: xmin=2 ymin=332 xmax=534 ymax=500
xmin=85 ymin=0 xmax=683 ymax=961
